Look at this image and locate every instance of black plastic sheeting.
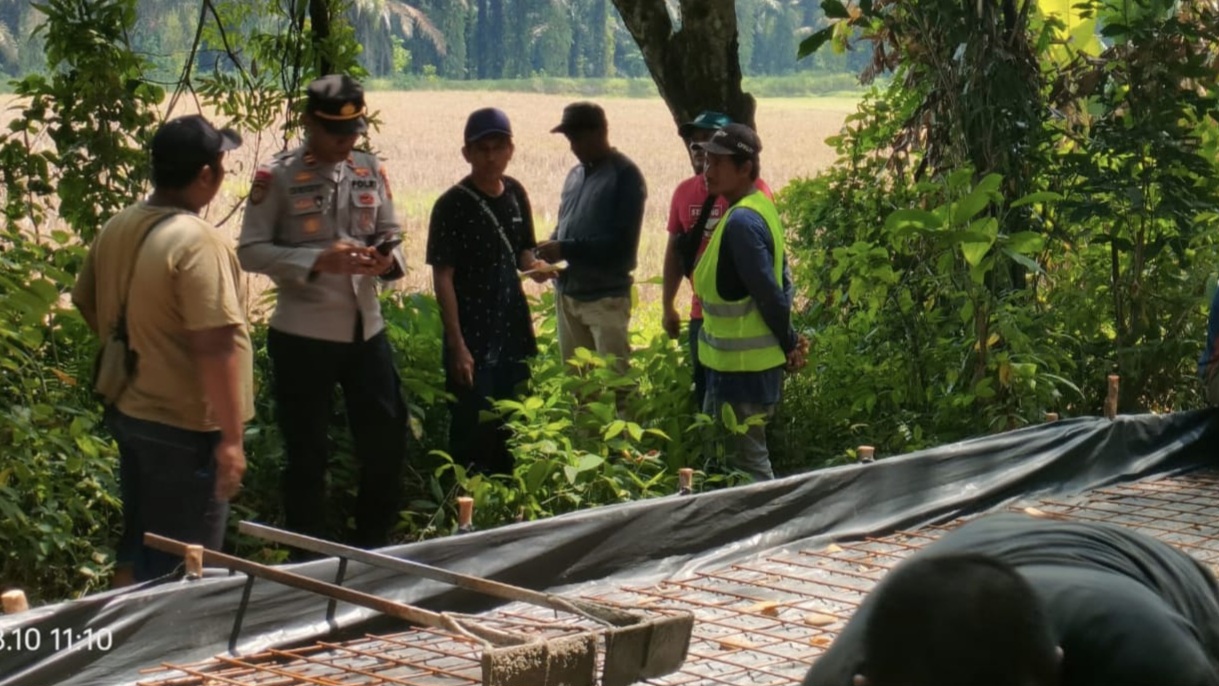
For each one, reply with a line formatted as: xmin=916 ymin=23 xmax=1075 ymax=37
xmin=2 ymin=410 xmax=1217 ymax=686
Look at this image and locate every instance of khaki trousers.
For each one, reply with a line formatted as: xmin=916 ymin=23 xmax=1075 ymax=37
xmin=556 ymin=294 xmax=631 ymax=373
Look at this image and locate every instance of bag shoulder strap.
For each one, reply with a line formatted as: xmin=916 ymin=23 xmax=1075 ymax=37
xmin=117 ymin=210 xmax=182 ymax=319
xmin=455 ymin=182 xmax=519 ymax=265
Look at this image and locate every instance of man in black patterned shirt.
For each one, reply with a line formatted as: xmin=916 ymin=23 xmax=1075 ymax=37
xmin=427 ymin=108 xmax=555 ymax=474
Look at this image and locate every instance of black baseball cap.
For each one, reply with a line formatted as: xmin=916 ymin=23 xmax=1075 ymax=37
xmin=679 ymin=110 xmax=732 ymax=138
xmin=692 ymin=123 xmax=762 ymax=157
xmin=306 ymin=74 xmax=368 ymax=135
xmin=465 ymin=107 xmax=513 ymax=142
xmin=550 ymin=102 xmax=607 ymax=135
xmin=151 ymin=115 xmax=241 ymax=181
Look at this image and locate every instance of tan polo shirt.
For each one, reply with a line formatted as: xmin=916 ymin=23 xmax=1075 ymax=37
xmin=72 ymin=203 xmax=255 ymax=432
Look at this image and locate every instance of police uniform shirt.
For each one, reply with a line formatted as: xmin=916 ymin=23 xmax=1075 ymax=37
xmin=238 ymin=147 xmax=403 ymax=343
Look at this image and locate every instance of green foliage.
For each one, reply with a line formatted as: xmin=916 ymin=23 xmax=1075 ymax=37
xmin=400 ymin=291 xmax=747 ymax=534
xmin=0 ymin=0 xmax=156 ymax=602
xmin=780 ymin=0 xmax=1219 ymax=462
xmin=0 ymin=230 xmax=121 ymax=603
xmin=0 ymin=0 xmax=162 ymax=241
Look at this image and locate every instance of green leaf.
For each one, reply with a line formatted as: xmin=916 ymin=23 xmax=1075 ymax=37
xmin=798 ymin=26 xmax=835 ymax=59
xmin=604 ymin=420 xmax=627 ymax=439
xmin=626 ymin=422 xmax=643 ymax=442
xmin=1002 ymin=231 xmax=1044 ymax=254
xmin=525 ymin=460 xmax=551 ymax=493
xmin=820 ymin=0 xmax=851 ymax=19
xmin=959 ymin=218 xmax=998 ymax=267
xmin=1009 ymin=191 xmax=1063 ymax=208
xmin=1000 ymin=247 xmax=1044 ymax=274
xmin=563 ymin=465 xmax=579 ymax=485
xmin=952 ymin=177 xmax=1001 ymax=225
xmin=884 ymin=209 xmax=942 ymax=234
xmin=721 ymin=403 xmax=739 ymax=432
xmin=576 ymin=454 xmax=604 ymax=473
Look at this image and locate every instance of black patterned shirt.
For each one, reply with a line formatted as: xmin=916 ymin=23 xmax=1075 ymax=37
xmin=426 ymin=176 xmax=538 ymax=366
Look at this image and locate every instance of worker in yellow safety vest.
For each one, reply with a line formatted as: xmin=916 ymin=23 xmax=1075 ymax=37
xmin=691 ymin=123 xmax=808 ymax=481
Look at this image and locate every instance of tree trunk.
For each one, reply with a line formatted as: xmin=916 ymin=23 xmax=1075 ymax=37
xmin=611 ymin=0 xmax=755 ymax=135
xmin=310 ymin=0 xmax=332 ymax=75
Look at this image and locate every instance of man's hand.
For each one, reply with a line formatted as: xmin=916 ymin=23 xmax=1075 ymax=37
xmin=535 ymin=241 xmax=562 ymax=263
xmin=368 ymin=247 xmax=396 ymax=276
xmin=214 ymin=439 xmax=246 ymax=501
xmin=785 ymin=334 xmax=810 ymax=373
xmin=313 ymin=241 xmax=382 ymax=275
xmin=662 ymin=306 xmax=682 ymax=340
xmin=521 ymin=258 xmax=560 ymax=283
xmin=448 ymin=342 xmax=476 ymax=388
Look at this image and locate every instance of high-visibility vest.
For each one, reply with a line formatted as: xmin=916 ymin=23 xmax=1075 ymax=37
xmin=692 ymin=190 xmax=787 ymax=372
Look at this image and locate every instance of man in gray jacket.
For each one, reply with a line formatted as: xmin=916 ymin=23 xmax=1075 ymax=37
xmin=238 ymin=74 xmax=407 ymax=548
xmin=536 ymin=102 xmax=647 ymax=374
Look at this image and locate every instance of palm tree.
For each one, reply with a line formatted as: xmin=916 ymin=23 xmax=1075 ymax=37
xmin=348 ymin=0 xmax=446 ymax=76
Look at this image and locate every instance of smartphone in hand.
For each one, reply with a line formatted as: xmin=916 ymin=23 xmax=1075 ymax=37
xmin=375 ymin=238 xmax=403 ymax=256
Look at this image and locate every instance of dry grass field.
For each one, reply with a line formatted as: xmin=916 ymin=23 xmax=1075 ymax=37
xmin=10 ymin=90 xmax=855 ymax=314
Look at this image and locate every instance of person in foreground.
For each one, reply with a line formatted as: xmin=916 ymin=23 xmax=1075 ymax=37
xmin=802 ymin=513 xmax=1219 ymax=686
xmin=72 ymin=115 xmax=253 ymax=584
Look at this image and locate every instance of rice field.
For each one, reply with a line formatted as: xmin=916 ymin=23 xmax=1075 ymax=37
xmin=11 ymin=90 xmax=856 ymax=312
xmin=209 ymin=91 xmax=854 ymax=306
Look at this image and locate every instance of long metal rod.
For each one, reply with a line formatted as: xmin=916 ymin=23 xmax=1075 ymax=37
xmin=237 ymin=521 xmax=601 ymax=620
xmin=143 ymin=533 xmax=448 ymax=629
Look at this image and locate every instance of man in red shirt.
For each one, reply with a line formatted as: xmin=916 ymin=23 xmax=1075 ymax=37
xmin=662 ymin=111 xmax=772 ymax=409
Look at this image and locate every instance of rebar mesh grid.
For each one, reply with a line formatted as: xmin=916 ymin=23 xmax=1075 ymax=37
xmin=139 ymin=470 xmax=1219 ymax=686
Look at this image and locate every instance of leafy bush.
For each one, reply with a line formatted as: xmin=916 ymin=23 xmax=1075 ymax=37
xmin=0 ymin=230 xmax=121 ymax=603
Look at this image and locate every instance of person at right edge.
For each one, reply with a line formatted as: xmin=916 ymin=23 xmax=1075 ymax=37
xmin=692 ymin=123 xmax=807 ymax=482
xmin=238 ymin=75 xmax=408 ymax=549
xmin=802 ymin=513 xmax=1219 ymax=686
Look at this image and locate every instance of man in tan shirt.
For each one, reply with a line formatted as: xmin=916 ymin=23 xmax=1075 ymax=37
xmin=72 ymin=115 xmax=253 ymax=584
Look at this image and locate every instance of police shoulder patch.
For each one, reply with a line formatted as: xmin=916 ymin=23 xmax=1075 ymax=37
xmin=249 ymin=183 xmax=268 ymax=206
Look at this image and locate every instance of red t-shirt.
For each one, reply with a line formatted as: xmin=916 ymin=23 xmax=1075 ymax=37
xmin=666 ymin=175 xmax=774 ymax=318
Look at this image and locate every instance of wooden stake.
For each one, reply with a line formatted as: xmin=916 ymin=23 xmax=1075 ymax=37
xmin=678 ymin=468 xmax=694 ymax=495
xmin=2 ymin=589 xmax=28 ymax=614
xmin=457 ymin=496 xmax=474 ymax=533
xmin=1105 ymin=374 xmax=1120 ymax=420
xmin=185 ymin=545 xmax=204 ymax=579
xmin=1045 ymin=412 xmax=1059 ymax=422
xmin=858 ymin=446 xmax=875 ymax=463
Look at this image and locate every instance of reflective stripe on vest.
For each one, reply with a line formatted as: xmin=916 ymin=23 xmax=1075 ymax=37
xmin=692 ymin=190 xmax=787 ymax=373
xmin=699 ymin=327 xmax=780 ymax=352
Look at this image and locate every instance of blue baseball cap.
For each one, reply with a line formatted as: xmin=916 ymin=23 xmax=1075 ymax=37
xmin=464 ymin=107 xmax=513 ymax=142
xmin=679 ymin=110 xmax=732 ymax=138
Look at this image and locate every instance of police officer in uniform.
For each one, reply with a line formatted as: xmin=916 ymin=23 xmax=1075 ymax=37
xmin=239 ymin=74 xmax=407 ymax=548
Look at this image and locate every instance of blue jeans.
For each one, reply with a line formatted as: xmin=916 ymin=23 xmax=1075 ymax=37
xmin=702 ymin=373 xmax=777 ymax=482
xmin=445 ymin=358 xmax=530 ymax=475
xmin=688 ymin=318 xmax=707 ymax=411
xmin=105 ymin=407 xmax=227 ymax=581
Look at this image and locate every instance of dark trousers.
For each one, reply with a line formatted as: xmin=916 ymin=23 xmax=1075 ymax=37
xmin=267 ymin=328 xmax=408 ymax=548
xmin=105 ymin=407 xmax=227 ymax=581
xmin=689 ymin=317 xmax=707 ymax=411
xmin=447 ymin=359 xmax=529 ymax=475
